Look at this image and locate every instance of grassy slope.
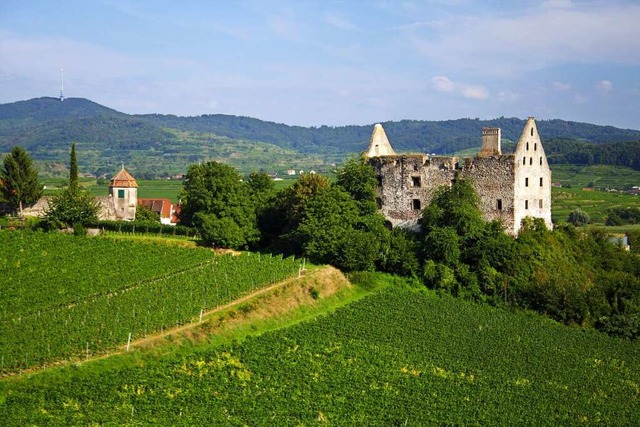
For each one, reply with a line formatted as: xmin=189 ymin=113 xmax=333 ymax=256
xmin=1 ymin=273 xmax=638 ymax=425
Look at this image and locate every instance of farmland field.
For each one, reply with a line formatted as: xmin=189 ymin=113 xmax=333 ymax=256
xmin=0 ymin=231 xmax=302 ymax=373
xmin=1 ymin=274 xmax=638 ymax=425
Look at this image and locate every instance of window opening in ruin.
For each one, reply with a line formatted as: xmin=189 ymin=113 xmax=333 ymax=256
xmin=413 ymin=164 xmax=419 ymax=172
xmin=540 ymin=177 xmax=543 ymax=187
xmin=411 ymin=176 xmax=421 ymax=187
xmin=525 ymin=200 xmax=529 ymax=209
xmin=525 ymin=178 xmax=529 ymax=187
xmin=497 ymin=199 xmax=502 ymax=210
xmin=539 ymin=199 xmax=543 ymax=209
xmin=412 ymin=199 xmax=421 ymax=210
xmin=377 ymin=176 xmax=383 ymax=187
xmin=530 ymin=157 xmax=533 ymax=165
xmin=376 ymin=197 xmax=382 ymax=209
xmin=118 ymin=189 xmax=125 ymax=199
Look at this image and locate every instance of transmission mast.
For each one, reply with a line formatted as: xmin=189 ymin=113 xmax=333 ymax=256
xmin=60 ymin=68 xmax=65 ymax=101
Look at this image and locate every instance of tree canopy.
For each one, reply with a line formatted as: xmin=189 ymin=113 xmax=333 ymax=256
xmin=0 ymin=146 xmax=42 ymax=215
xmin=180 ymin=161 xmax=259 ymax=249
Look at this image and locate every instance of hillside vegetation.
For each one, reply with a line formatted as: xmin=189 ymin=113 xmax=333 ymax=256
xmin=0 ymin=231 xmax=303 ymax=373
xmin=1 ymin=275 xmax=638 ymax=424
xmin=2 ymin=97 xmax=639 ymax=178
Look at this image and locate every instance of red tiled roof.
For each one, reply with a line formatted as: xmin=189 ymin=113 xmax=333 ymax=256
xmin=138 ymin=198 xmax=172 ymax=219
xmin=109 ymin=168 xmax=138 ymax=188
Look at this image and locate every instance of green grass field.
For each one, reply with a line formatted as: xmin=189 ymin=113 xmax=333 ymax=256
xmin=550 ymin=164 xmax=640 ymax=189
xmin=1 ymin=272 xmax=638 ymax=425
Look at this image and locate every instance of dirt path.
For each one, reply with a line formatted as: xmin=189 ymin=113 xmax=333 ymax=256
xmin=5 ymin=266 xmax=346 ymax=378
xmin=124 ymin=270 xmax=307 ymax=350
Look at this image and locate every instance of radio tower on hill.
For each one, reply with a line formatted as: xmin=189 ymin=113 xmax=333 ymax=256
xmin=60 ymin=68 xmax=65 ymax=101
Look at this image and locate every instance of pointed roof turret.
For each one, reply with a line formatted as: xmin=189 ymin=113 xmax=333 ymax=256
xmin=364 ymin=123 xmax=395 ymax=158
xmin=109 ymin=167 xmax=138 ymax=188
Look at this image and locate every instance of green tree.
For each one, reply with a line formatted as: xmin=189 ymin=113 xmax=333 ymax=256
xmin=335 ymin=156 xmax=378 ymax=215
xmin=295 ymin=186 xmax=388 ymax=271
xmin=421 ymin=177 xmax=484 ymax=238
xmin=44 ymin=144 xmax=99 ymax=227
xmin=0 ymin=146 xmax=42 ymax=216
xmin=567 ymin=208 xmax=590 ymax=226
xmin=135 ymin=205 xmax=159 ymax=222
xmin=69 ymin=143 xmax=79 ymax=191
xmin=180 ymin=161 xmax=258 ymax=249
xmin=44 ymin=188 xmax=100 ymax=228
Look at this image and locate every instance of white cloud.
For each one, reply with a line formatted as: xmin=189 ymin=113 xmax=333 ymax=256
xmin=403 ymin=3 xmax=640 ymax=78
xmin=460 ymin=85 xmax=488 ymax=100
xmin=431 ymin=76 xmax=488 ymax=100
xmin=431 ymin=76 xmax=455 ymax=92
xmin=596 ymin=80 xmax=613 ymax=92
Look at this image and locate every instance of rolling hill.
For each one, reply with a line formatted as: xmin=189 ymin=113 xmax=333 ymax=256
xmin=1 ymin=97 xmax=640 ymax=178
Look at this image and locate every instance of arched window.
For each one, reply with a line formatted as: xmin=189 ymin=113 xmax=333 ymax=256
xmin=531 ymin=128 xmax=534 ymax=136
xmin=540 ymin=177 xmax=543 ymax=187
xmin=525 ymin=200 xmax=529 ymax=209
xmin=530 ymin=157 xmax=533 ymax=165
xmin=525 ymin=177 xmax=529 ymax=187
xmin=526 ymin=142 xmax=529 ymax=150
xmin=523 ymin=157 xmax=526 ymax=165
xmin=539 ymin=157 xmax=542 ymax=165
xmin=534 ymin=143 xmax=537 ymax=151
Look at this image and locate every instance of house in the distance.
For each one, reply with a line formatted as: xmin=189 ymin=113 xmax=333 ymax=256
xmin=138 ymin=198 xmax=177 ymax=225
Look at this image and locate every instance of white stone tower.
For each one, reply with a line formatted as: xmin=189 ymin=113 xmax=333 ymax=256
xmin=108 ymin=167 xmax=138 ymax=220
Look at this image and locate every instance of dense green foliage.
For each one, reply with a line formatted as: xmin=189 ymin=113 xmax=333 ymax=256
xmin=0 ymin=146 xmax=42 ymax=215
xmin=414 ymin=180 xmax=640 ymax=339
xmin=2 ymin=282 xmax=638 ymax=424
xmin=43 ymin=144 xmax=99 ymax=228
xmin=0 ymin=230 xmax=301 ymax=373
xmin=179 ymin=162 xmax=259 ymax=249
xmin=606 ymin=206 xmax=640 ymax=226
xmin=257 ymin=159 xmax=408 ymax=273
xmin=546 ymin=138 xmax=640 ymax=170
xmin=567 ymin=208 xmax=590 ymax=226
xmin=2 ymin=97 xmax=640 ymax=178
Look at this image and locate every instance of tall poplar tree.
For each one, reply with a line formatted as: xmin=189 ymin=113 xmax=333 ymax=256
xmin=0 ymin=146 xmax=42 ymax=216
xmin=69 ymin=143 xmax=79 ymax=191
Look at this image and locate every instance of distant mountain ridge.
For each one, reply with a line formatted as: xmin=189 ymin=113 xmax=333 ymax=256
xmin=1 ymin=97 xmax=639 ymax=177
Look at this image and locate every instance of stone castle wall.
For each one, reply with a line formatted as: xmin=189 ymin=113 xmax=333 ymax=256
xmin=367 ymin=118 xmax=552 ymax=235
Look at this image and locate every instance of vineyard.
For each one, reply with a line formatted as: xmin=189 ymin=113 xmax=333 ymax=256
xmin=0 ymin=230 xmax=302 ymax=374
xmin=1 ymin=276 xmax=638 ymax=424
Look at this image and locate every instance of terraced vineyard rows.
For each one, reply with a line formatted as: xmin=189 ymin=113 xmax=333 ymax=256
xmin=2 ymin=281 xmax=638 ymax=424
xmin=0 ymin=231 xmax=302 ymax=374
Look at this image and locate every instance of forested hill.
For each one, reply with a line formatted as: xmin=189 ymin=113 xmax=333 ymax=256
xmin=138 ymin=113 xmax=640 ymax=155
xmin=1 ymin=97 xmax=640 ymax=175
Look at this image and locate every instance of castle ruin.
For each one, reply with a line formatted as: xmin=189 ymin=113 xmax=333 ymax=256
xmin=365 ymin=117 xmax=552 ymax=236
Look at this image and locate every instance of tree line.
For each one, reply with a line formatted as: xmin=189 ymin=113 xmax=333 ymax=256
xmin=176 ymin=157 xmax=640 ymax=339
xmin=3 ymin=147 xmax=639 ymax=339
xmin=546 ymin=138 xmax=640 ymax=171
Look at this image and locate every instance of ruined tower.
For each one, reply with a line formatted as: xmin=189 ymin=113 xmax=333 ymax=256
xmin=366 ymin=118 xmax=552 ymax=235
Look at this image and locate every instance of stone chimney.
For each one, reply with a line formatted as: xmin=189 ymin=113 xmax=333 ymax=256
xmin=478 ymin=127 xmax=501 ymax=157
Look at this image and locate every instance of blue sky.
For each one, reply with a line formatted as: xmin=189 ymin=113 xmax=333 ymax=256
xmin=1 ymin=0 xmax=639 ymax=129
